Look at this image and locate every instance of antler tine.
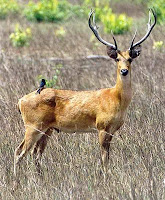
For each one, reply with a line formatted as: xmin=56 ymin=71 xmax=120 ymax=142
xmin=148 ymin=9 xmax=151 ymax=27
xmin=111 ymin=31 xmax=118 ymax=51
xmin=92 ymin=10 xmax=98 ymax=29
xmin=89 ymin=9 xmax=117 ymax=50
xmin=129 ymin=8 xmax=157 ymax=50
xmin=130 ymin=29 xmax=137 ymax=50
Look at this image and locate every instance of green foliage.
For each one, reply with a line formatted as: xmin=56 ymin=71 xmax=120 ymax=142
xmin=0 ymin=0 xmax=19 ymax=19
xmin=69 ymin=4 xmax=86 ymax=19
xmin=84 ymin=0 xmax=132 ymax=34
xmin=84 ymin=0 xmax=109 ymax=7
xmin=84 ymin=0 xmax=109 ymax=20
xmin=37 ymin=64 xmax=62 ymax=88
xmin=46 ymin=74 xmax=59 ymax=88
xmin=24 ymin=0 xmax=70 ymax=22
xmin=148 ymin=0 xmax=165 ymax=25
xmin=54 ymin=26 xmax=66 ymax=38
xmin=100 ymin=10 xmax=132 ymax=34
xmin=10 ymin=24 xmax=32 ymax=47
xmin=0 ymin=0 xmax=132 ymax=35
xmin=153 ymin=41 xmax=164 ymax=51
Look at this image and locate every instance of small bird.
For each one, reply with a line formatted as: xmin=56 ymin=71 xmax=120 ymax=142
xmin=36 ymin=79 xmax=46 ymax=94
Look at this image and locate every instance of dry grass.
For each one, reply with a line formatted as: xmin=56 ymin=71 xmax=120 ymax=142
xmin=0 ymin=2 xmax=165 ymax=200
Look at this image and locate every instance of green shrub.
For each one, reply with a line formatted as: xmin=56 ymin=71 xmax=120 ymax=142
xmin=69 ymin=4 xmax=86 ymax=19
xmin=153 ymin=41 xmax=164 ymax=51
xmin=0 ymin=0 xmax=19 ymax=19
xmin=100 ymin=10 xmax=132 ymax=34
xmin=24 ymin=0 xmax=70 ymax=22
xmin=10 ymin=24 xmax=32 ymax=47
xmin=84 ymin=0 xmax=132 ymax=34
xmin=84 ymin=0 xmax=109 ymax=20
xmin=84 ymin=0 xmax=109 ymax=8
xmin=54 ymin=26 xmax=66 ymax=38
xmin=37 ymin=64 xmax=62 ymax=88
xmin=45 ymin=75 xmax=60 ymax=88
xmin=148 ymin=0 xmax=165 ymax=25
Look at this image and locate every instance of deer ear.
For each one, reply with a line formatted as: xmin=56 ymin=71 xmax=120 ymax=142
xmin=129 ymin=45 xmax=141 ymax=59
xmin=107 ymin=46 xmax=117 ymax=59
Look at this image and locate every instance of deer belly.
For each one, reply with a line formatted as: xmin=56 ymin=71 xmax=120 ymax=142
xmin=53 ymin=113 xmax=96 ymax=133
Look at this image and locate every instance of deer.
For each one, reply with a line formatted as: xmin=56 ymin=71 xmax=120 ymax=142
xmin=14 ymin=9 xmax=156 ymax=181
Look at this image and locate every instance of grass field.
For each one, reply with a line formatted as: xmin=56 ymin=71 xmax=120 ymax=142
xmin=0 ymin=1 xmax=164 ymax=199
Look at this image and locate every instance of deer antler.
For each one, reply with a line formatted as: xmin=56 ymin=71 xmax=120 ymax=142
xmin=88 ymin=9 xmax=118 ymax=50
xmin=129 ymin=8 xmax=157 ymax=50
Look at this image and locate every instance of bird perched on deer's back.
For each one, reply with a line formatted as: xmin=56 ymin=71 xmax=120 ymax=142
xmin=36 ymin=79 xmax=46 ymax=94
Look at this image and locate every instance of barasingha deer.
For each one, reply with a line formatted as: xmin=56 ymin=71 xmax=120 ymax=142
xmin=14 ymin=9 xmax=156 ymax=180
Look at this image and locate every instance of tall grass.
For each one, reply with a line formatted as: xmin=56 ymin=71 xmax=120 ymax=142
xmin=0 ymin=3 xmax=164 ymax=200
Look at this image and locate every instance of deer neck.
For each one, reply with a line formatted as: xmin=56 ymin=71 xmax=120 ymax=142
xmin=115 ymin=68 xmax=132 ymax=108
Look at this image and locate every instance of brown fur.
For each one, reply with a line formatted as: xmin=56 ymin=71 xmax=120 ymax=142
xmin=14 ymin=50 xmax=135 ymax=178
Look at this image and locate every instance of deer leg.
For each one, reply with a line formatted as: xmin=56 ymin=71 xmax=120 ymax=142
xmin=31 ymin=128 xmax=53 ymax=175
xmin=14 ymin=127 xmax=43 ymax=181
xmin=98 ymin=130 xmax=112 ymax=172
xmin=14 ymin=139 xmax=25 ymax=179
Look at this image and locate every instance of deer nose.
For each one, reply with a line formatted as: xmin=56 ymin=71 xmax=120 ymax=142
xmin=120 ymin=69 xmax=128 ymax=76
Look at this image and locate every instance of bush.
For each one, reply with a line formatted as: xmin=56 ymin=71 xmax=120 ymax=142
xmin=10 ymin=24 xmax=32 ymax=47
xmin=100 ymin=10 xmax=132 ymax=34
xmin=84 ymin=0 xmax=132 ymax=34
xmin=54 ymin=26 xmax=66 ymax=38
xmin=24 ymin=0 xmax=70 ymax=22
xmin=153 ymin=41 xmax=164 ymax=51
xmin=37 ymin=64 xmax=62 ymax=88
xmin=69 ymin=4 xmax=86 ymax=19
xmin=148 ymin=0 xmax=165 ymax=25
xmin=23 ymin=0 xmax=132 ymax=34
xmin=0 ymin=0 xmax=19 ymax=19
xmin=84 ymin=0 xmax=109 ymax=20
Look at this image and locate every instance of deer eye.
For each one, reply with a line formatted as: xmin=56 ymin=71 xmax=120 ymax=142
xmin=127 ymin=58 xmax=132 ymax=63
xmin=116 ymin=58 xmax=120 ymax=62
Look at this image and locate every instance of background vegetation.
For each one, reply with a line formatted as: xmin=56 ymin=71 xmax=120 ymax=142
xmin=0 ymin=0 xmax=164 ymax=199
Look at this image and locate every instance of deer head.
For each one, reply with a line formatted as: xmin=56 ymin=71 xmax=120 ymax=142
xmin=89 ymin=9 xmax=157 ymax=77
